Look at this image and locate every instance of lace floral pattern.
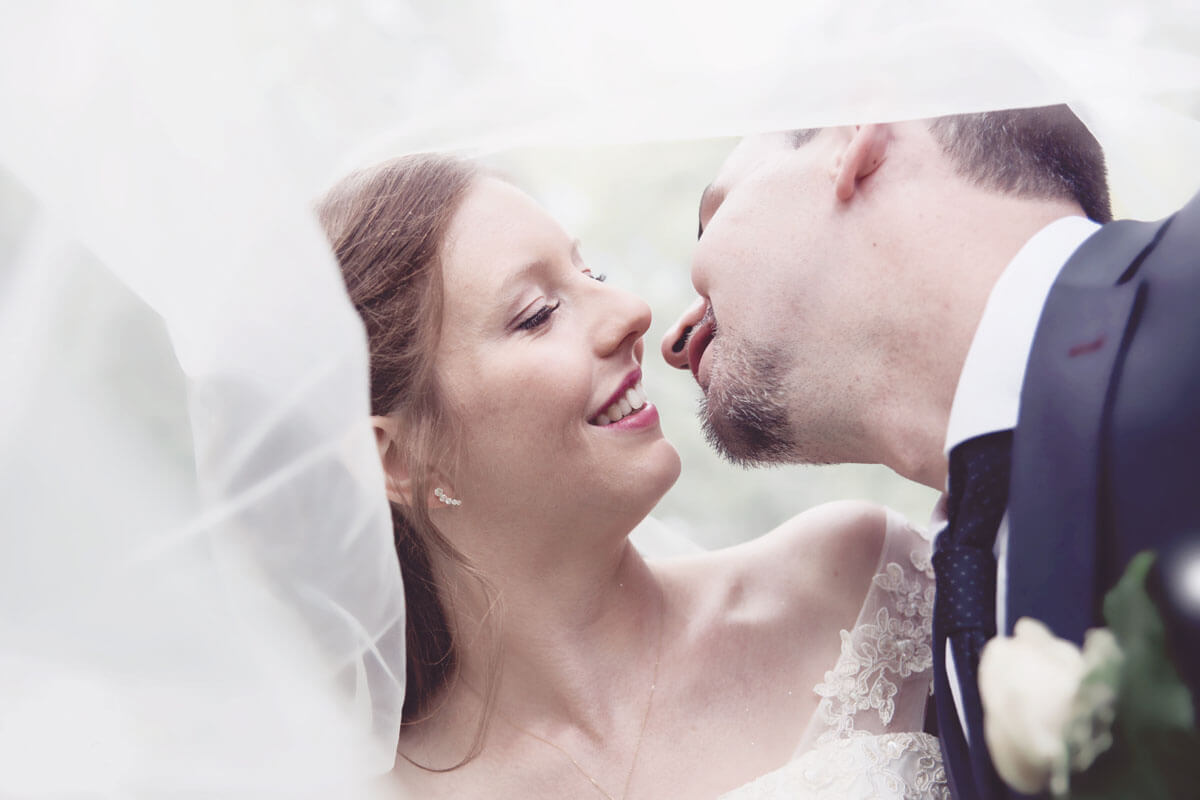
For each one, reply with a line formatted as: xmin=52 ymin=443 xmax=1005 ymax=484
xmin=720 ymin=515 xmax=947 ymax=799
xmin=811 ymin=548 xmax=936 ymax=743
xmin=722 ymin=732 xmax=949 ymax=800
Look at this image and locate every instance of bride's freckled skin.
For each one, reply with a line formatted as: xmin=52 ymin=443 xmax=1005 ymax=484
xmin=434 ymin=176 xmax=682 ymax=537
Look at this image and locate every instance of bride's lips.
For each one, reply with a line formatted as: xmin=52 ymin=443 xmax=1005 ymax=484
xmin=588 ymin=368 xmax=660 ymax=430
xmin=590 ymin=368 xmax=642 ymax=421
xmin=603 ymin=401 xmax=659 ymax=431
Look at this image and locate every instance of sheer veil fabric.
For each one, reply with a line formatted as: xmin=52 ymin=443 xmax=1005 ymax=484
xmin=0 ymin=2 xmax=1197 ymax=797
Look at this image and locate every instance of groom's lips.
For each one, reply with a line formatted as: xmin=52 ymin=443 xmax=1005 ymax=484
xmin=686 ymin=313 xmax=715 ymax=387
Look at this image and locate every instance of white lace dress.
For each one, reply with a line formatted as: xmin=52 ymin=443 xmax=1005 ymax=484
xmin=721 ymin=511 xmax=949 ymax=799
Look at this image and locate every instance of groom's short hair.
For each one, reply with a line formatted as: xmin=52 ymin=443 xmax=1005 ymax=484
xmin=790 ymin=104 xmax=1112 ymax=223
xmin=929 ymin=105 xmax=1111 ymax=223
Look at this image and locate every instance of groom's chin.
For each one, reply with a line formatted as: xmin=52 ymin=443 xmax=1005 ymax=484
xmin=699 ymin=394 xmax=796 ymax=468
xmin=698 ymin=338 xmax=810 ymax=468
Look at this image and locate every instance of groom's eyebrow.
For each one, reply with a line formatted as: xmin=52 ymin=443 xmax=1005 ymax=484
xmin=697 ymin=184 xmax=724 ymax=239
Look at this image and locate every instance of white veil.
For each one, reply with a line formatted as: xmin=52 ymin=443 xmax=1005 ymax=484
xmin=0 ymin=5 xmax=407 ymax=797
xmin=1 ymin=2 xmax=1197 ymax=797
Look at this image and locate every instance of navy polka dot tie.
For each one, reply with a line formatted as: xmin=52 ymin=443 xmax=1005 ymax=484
xmin=934 ymin=430 xmax=1013 ymax=740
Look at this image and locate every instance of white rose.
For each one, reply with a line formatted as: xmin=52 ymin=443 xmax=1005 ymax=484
xmin=978 ymin=618 xmax=1118 ymax=796
xmin=1064 ymin=628 xmax=1122 ymax=776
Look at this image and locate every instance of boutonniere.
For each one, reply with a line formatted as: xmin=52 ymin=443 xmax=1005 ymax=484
xmin=977 ymin=552 xmax=1200 ymax=798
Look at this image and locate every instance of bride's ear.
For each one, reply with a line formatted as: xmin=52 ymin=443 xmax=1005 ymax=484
xmin=833 ymin=123 xmax=890 ymax=202
xmin=371 ymin=414 xmax=414 ymax=506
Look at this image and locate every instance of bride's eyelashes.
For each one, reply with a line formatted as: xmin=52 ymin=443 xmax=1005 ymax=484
xmin=516 ymin=301 xmax=561 ymax=331
xmin=512 ymin=270 xmax=602 ymax=332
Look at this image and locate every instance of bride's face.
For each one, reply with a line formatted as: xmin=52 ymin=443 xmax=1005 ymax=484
xmin=434 ymin=177 xmax=681 ymax=528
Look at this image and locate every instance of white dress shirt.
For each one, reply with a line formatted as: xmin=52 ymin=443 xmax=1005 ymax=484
xmin=934 ymin=215 xmax=1101 ymax=739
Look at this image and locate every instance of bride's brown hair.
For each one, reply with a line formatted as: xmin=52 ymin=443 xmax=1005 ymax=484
xmin=317 ymin=153 xmax=499 ymax=767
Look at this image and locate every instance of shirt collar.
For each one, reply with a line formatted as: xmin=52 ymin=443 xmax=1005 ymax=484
xmin=943 ymin=215 xmax=1100 ymax=457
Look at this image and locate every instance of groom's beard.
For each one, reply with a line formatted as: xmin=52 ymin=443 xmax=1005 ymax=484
xmin=699 ymin=338 xmax=806 ymax=467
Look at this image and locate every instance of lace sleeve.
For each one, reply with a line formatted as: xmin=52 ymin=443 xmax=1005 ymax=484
xmin=793 ymin=509 xmax=936 ymax=755
xmin=718 ymin=511 xmax=946 ymax=799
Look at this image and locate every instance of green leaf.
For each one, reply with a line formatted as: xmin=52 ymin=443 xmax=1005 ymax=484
xmin=1066 ymin=551 xmax=1200 ymax=798
xmin=1102 ymin=552 xmax=1194 ymax=731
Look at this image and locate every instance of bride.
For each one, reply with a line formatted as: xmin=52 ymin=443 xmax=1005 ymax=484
xmin=317 ymin=153 xmax=946 ymax=798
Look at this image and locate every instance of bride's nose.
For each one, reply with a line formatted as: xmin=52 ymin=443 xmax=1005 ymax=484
xmin=660 ymin=296 xmax=706 ymax=370
xmin=595 ymin=284 xmax=652 ymax=358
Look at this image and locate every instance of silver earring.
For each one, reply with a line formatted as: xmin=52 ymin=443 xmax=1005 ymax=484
xmin=434 ymin=487 xmax=462 ymax=507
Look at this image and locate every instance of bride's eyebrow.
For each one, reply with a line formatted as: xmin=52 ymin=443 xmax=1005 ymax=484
xmin=495 ymin=257 xmax=558 ymax=322
xmin=498 ymin=260 xmax=546 ymax=300
xmin=496 ymin=240 xmax=579 ymax=308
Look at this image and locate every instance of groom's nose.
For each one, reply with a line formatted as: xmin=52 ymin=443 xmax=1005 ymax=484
xmin=660 ymin=296 xmax=706 ymax=370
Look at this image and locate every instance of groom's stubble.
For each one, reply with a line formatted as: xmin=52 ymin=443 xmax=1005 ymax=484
xmin=699 ymin=333 xmax=830 ymax=468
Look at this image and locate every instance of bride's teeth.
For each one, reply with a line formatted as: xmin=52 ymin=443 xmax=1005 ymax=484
xmin=593 ymin=381 xmax=649 ymax=425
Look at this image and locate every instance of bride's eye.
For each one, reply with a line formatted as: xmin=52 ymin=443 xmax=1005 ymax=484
xmin=586 ymin=272 xmax=607 ymax=283
xmin=517 ymin=301 xmax=561 ymax=331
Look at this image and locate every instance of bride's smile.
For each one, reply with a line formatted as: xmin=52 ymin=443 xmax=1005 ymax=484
xmin=434 ymin=176 xmax=681 ymax=523
xmin=588 ymin=369 xmax=655 ymax=428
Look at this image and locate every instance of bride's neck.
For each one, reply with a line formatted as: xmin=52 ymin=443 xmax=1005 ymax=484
xmin=441 ymin=536 xmax=664 ymax=736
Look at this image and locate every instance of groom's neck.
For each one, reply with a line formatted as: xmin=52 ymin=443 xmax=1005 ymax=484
xmin=861 ymin=194 xmax=1089 ymax=491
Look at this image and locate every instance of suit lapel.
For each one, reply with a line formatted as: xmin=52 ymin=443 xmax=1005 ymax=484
xmin=933 ymin=610 xmax=973 ymax=799
xmin=1007 ymin=218 xmax=1164 ymax=644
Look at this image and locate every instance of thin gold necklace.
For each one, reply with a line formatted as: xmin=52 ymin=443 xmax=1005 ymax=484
xmin=500 ymin=581 xmax=665 ymax=800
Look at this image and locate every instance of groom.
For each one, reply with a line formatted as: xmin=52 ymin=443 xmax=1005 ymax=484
xmin=661 ymin=106 xmax=1200 ymax=799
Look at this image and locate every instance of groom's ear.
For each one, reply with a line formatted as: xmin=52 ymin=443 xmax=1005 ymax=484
xmin=833 ymin=124 xmax=890 ymax=202
xmin=371 ymin=414 xmax=415 ymax=506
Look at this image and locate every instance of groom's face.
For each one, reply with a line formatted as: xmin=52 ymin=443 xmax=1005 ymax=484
xmin=665 ymin=130 xmax=874 ymax=466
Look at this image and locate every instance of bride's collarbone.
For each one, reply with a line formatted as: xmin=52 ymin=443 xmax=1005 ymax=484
xmin=641 ymin=588 xmax=827 ymax=744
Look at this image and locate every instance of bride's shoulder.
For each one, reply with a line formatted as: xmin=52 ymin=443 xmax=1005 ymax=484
xmin=741 ymin=500 xmax=887 ymax=590
xmin=657 ymin=501 xmax=891 ymax=631
xmin=742 ymin=502 xmax=932 ymax=585
xmin=752 ymin=499 xmax=888 ymax=577
xmin=750 ymin=500 xmax=890 ymax=614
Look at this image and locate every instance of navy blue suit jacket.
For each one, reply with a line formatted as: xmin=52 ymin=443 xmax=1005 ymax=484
xmin=939 ymin=190 xmax=1200 ymax=800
